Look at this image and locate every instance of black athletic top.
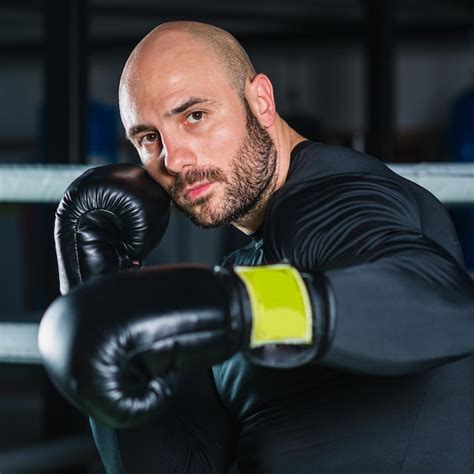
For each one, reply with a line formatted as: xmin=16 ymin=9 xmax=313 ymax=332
xmin=91 ymin=141 xmax=474 ymax=474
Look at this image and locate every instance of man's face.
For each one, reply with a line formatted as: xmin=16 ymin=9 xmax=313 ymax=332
xmin=120 ymin=36 xmax=277 ymax=228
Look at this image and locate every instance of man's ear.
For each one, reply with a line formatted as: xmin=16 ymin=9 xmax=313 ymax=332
xmin=246 ymin=74 xmax=276 ymax=128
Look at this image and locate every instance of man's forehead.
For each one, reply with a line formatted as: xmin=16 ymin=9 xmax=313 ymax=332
xmin=119 ymin=32 xmax=235 ymax=125
xmin=121 ymin=47 xmax=228 ymax=104
xmin=121 ymin=65 xmax=223 ymax=110
xmin=123 ymin=45 xmax=223 ymax=101
xmin=119 ymin=69 xmax=228 ymax=132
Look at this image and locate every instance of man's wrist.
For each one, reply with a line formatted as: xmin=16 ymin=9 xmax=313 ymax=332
xmin=233 ymin=263 xmax=313 ymax=348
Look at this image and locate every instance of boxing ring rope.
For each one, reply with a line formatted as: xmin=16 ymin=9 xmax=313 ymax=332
xmin=0 ymin=322 xmax=40 ymax=364
xmin=0 ymin=162 xmax=473 ymax=204
xmin=390 ymin=163 xmax=474 ymax=204
xmin=0 ymin=164 xmax=90 ymax=203
xmin=0 ymin=161 xmax=472 ymax=470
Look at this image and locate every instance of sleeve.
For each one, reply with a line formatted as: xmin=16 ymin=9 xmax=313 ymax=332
xmin=262 ymin=173 xmax=474 ymax=376
xmin=90 ymin=368 xmax=236 ymax=473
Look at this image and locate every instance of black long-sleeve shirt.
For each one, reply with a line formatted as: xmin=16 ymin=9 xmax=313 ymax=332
xmin=92 ymin=141 xmax=474 ymax=473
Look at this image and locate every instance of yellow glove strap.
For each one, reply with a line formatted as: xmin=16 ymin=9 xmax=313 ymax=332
xmin=234 ymin=264 xmax=312 ymax=348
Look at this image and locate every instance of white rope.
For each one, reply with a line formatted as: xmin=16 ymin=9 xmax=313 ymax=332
xmin=0 ymin=162 xmax=473 ymax=203
xmin=0 ymin=322 xmax=40 ymax=364
xmin=0 ymin=164 xmax=91 ymax=203
xmin=389 ymin=163 xmax=474 ymax=204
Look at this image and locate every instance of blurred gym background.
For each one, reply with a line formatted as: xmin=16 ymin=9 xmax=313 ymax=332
xmin=0 ymin=0 xmax=473 ymax=472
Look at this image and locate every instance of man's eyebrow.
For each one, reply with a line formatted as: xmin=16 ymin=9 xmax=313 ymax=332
xmin=165 ymin=97 xmax=212 ymax=117
xmin=126 ymin=97 xmax=214 ymax=139
xmin=127 ymin=124 xmax=156 ymax=141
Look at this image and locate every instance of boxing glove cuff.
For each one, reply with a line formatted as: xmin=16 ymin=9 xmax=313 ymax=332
xmin=216 ymin=263 xmax=335 ymax=368
xmin=233 ymin=264 xmax=313 ymax=348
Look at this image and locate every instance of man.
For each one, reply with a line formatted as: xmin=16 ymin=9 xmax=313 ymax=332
xmin=39 ymin=22 xmax=474 ymax=473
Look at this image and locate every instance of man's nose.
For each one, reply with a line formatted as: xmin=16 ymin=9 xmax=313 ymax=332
xmin=163 ymin=141 xmax=197 ymax=176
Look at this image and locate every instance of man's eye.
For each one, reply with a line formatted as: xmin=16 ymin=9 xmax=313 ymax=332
xmin=186 ymin=111 xmax=203 ymax=124
xmin=139 ymin=133 xmax=158 ymax=145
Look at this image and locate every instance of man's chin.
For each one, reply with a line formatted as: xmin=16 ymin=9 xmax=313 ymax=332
xmin=187 ymin=206 xmax=232 ymax=229
xmin=172 ymin=199 xmax=228 ymax=229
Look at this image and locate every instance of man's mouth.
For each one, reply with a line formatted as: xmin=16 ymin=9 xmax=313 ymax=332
xmin=184 ymin=182 xmax=214 ymax=201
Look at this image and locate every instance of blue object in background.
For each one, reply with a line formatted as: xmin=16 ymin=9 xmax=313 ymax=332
xmin=448 ymin=88 xmax=474 ymax=162
xmin=447 ymin=87 xmax=474 ymax=269
xmin=87 ymin=100 xmax=119 ymax=165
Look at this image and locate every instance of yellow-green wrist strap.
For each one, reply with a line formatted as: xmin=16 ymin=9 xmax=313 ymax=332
xmin=233 ymin=264 xmax=313 ymax=348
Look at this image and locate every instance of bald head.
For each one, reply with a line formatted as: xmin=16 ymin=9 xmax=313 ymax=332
xmin=117 ymin=21 xmax=301 ymax=234
xmin=121 ymin=21 xmax=256 ymax=100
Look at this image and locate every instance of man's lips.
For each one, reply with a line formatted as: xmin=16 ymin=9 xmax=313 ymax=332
xmin=184 ymin=182 xmax=213 ymax=200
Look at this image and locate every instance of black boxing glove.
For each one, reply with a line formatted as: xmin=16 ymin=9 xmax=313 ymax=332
xmin=39 ymin=262 xmax=333 ymax=428
xmin=55 ymin=164 xmax=170 ymax=294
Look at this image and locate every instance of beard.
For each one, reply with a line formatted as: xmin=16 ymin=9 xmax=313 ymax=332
xmin=169 ymin=100 xmax=278 ymax=229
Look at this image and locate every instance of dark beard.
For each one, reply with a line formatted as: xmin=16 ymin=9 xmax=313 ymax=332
xmin=169 ymin=100 xmax=278 ymax=229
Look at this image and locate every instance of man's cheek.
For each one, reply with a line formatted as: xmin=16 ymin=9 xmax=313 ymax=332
xmin=210 ymin=123 xmax=241 ymax=155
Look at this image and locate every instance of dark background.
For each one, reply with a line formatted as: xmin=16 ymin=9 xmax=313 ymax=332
xmin=0 ymin=1 xmax=473 ymax=472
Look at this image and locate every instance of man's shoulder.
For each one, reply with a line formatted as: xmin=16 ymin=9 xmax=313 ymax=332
xmin=289 ymin=142 xmax=394 ymax=184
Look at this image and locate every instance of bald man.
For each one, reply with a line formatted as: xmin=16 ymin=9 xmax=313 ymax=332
xmin=118 ymin=21 xmax=298 ymax=234
xmin=46 ymin=22 xmax=474 ymax=474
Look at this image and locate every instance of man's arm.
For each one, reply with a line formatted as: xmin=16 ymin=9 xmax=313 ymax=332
xmin=262 ymin=173 xmax=474 ymax=375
